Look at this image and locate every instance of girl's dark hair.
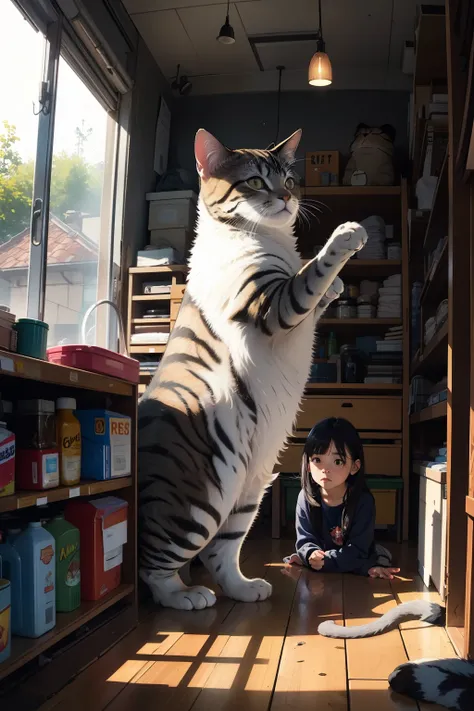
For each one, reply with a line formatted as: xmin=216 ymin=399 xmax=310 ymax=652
xmin=301 ymin=417 xmax=369 ymax=536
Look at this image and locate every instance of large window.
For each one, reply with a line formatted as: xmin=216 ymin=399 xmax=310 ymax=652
xmin=0 ymin=2 xmax=46 ymax=319
xmin=0 ymin=0 xmax=129 ymax=350
xmin=45 ymin=57 xmax=108 ymax=346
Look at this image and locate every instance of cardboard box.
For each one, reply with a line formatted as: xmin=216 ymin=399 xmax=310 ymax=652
xmin=65 ymin=496 xmax=128 ymax=600
xmin=75 ymin=410 xmax=131 ymax=480
xmin=305 ymin=151 xmax=340 ymax=186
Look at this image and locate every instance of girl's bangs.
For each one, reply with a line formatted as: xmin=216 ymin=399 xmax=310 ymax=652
xmin=308 ymin=429 xmax=348 ymax=463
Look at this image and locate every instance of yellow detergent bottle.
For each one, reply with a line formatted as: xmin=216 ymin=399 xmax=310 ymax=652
xmin=56 ymin=398 xmax=81 ymax=486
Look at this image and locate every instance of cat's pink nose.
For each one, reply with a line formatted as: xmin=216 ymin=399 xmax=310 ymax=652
xmin=282 ymin=194 xmax=290 ymax=203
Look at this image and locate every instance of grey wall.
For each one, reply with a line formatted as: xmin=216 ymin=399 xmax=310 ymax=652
xmin=123 ymin=37 xmax=170 ymax=258
xmin=169 ymin=90 xmax=410 ymax=180
xmin=120 ymin=37 xmax=170 ymax=319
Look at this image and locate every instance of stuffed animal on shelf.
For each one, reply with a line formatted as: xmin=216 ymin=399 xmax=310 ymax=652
xmin=343 ymin=123 xmax=396 ymax=186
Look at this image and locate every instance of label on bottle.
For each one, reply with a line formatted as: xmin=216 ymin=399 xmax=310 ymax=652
xmin=59 ymin=540 xmax=80 ymax=588
xmin=42 ymin=453 xmax=59 ymax=487
xmin=62 ymin=455 xmax=81 ymax=485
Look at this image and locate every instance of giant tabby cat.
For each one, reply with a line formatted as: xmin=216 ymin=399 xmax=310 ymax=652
xmin=318 ymin=600 xmax=473 ymax=710
xmin=138 ymin=128 xmax=367 ymax=611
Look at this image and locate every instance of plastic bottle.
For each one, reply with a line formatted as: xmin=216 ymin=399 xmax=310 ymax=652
xmin=0 ymin=531 xmax=22 ymax=633
xmin=45 ymin=515 xmax=81 ymax=612
xmin=327 ymin=331 xmax=338 ymax=357
xmin=56 ymin=398 xmax=81 ymax=486
xmin=13 ymin=522 xmax=56 ymax=638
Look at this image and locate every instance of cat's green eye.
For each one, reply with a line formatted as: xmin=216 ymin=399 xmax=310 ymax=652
xmin=285 ymin=177 xmax=296 ymax=190
xmin=247 ymin=177 xmax=265 ymax=190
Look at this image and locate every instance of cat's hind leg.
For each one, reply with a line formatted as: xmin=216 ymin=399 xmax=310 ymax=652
xmin=200 ymin=481 xmax=272 ymax=602
xmin=140 ymin=569 xmax=217 ymax=610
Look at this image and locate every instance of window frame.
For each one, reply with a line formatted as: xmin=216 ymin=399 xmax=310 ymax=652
xmin=13 ymin=0 xmax=129 ymax=350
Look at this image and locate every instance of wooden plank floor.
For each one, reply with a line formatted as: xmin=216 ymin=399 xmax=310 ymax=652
xmin=39 ymin=540 xmax=454 ymax=711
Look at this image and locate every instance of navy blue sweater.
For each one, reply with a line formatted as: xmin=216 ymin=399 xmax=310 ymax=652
xmin=295 ymin=488 xmax=379 ymax=576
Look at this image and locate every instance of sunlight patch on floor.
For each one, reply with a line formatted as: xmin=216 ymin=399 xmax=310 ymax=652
xmin=206 ymin=634 xmax=252 ymax=658
xmin=133 ymin=661 xmax=192 ymax=686
xmin=188 ymin=662 xmax=240 ymax=689
xmin=106 ymin=659 xmax=151 ymax=684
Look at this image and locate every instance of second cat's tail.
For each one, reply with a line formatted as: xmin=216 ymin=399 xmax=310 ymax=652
xmin=318 ymin=600 xmax=445 ymax=639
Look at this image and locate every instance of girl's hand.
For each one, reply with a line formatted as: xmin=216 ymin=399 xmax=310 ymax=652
xmin=368 ymin=566 xmax=400 ymax=580
xmin=286 ymin=553 xmax=303 ymax=566
xmin=308 ymin=549 xmax=325 ymax=570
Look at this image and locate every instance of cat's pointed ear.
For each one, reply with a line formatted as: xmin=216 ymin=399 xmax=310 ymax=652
xmin=272 ymin=129 xmax=302 ymax=163
xmin=355 ymin=123 xmax=369 ymax=134
xmin=194 ymin=129 xmax=229 ymax=180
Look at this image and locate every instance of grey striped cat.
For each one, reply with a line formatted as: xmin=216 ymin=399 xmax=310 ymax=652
xmin=137 ymin=128 xmax=368 ymax=610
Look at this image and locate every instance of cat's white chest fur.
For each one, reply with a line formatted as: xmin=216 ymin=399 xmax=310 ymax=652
xmin=188 ymin=205 xmax=315 ymax=481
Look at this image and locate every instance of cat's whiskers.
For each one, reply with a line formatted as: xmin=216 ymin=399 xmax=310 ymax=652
xmin=296 ymin=206 xmax=312 ymax=229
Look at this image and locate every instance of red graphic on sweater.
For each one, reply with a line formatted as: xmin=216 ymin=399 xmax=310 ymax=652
xmin=330 ymin=526 xmax=344 ymax=547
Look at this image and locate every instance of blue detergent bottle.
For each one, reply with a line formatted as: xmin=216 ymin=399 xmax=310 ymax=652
xmin=0 ymin=532 xmax=22 ymax=634
xmin=13 ymin=522 xmax=56 ymax=638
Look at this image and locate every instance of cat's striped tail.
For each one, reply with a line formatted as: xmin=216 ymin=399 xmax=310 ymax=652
xmin=388 ymin=657 xmax=474 ymax=711
xmin=317 ymin=600 xmax=445 ymax=638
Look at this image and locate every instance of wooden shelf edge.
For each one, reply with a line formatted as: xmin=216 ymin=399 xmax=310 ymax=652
xmin=305 ymin=382 xmax=402 ymax=391
xmin=129 ymin=265 xmax=188 ymax=273
xmin=0 ymin=477 xmax=133 ymax=514
xmin=129 ymin=345 xmax=167 ymax=354
xmin=132 ymin=295 xmax=171 ymax=301
xmin=0 ymin=350 xmax=134 ymax=397
xmin=0 ymin=583 xmax=135 ymax=682
xmin=131 ymin=318 xmax=171 ymax=325
xmin=410 ymin=400 xmax=447 ymax=425
xmin=411 ymin=321 xmax=448 ymax=374
xmin=319 ymin=318 xmax=402 ymax=326
xmin=301 ymin=186 xmax=401 ymax=196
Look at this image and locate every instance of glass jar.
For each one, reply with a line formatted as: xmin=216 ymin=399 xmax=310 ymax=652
xmin=16 ymin=399 xmax=56 ymax=449
xmin=336 ymin=300 xmax=356 ymax=319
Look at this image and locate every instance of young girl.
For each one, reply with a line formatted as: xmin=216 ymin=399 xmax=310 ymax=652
xmin=287 ymin=417 xmax=400 ymax=579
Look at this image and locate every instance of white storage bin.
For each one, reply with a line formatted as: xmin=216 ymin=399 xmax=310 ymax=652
xmin=147 ymin=190 xmax=197 ymax=231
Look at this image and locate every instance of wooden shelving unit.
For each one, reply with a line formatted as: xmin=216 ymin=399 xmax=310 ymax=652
xmin=127 ymin=265 xmax=188 ymax=394
xmin=0 ymin=350 xmax=138 ymax=692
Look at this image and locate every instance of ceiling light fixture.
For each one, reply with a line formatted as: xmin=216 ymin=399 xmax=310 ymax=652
xmin=308 ymin=0 xmax=332 ymax=87
xmin=217 ymin=0 xmax=235 ymax=45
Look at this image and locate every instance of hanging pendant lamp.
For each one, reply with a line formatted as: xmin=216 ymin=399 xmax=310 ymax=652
xmin=217 ymin=0 xmax=235 ymax=45
xmin=308 ymin=0 xmax=332 ymax=86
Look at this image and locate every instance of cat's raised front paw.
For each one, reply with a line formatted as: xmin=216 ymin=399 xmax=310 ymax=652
xmin=224 ymin=577 xmax=272 ymax=602
xmin=331 ymin=222 xmax=368 ymax=253
xmin=325 ymin=276 xmax=344 ymax=302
